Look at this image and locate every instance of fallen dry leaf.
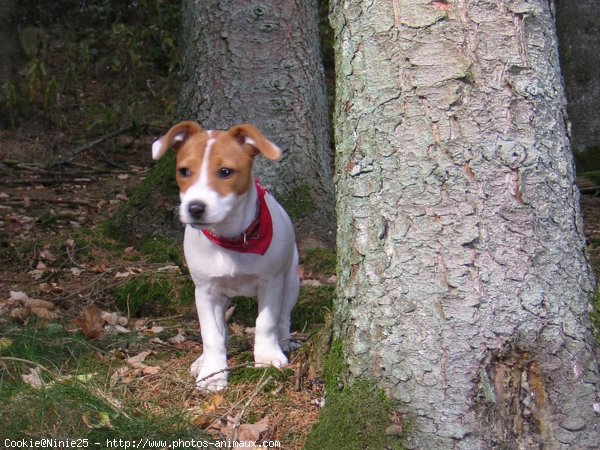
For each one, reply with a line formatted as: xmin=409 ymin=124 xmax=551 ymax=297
xmin=238 ymin=417 xmax=269 ymax=442
xmin=142 ymin=366 xmax=160 ymax=375
xmin=39 ymin=246 xmax=55 ymax=261
xmin=189 ymin=393 xmax=225 ymax=427
xmin=109 ymin=366 xmax=130 ymax=388
xmin=72 ymin=305 xmax=105 ymax=339
xmin=30 ymin=306 xmax=59 ymax=320
xmin=28 ymin=269 xmax=45 ymax=280
xmin=230 ymin=323 xmax=245 ymax=336
xmin=9 ymin=291 xmax=29 ymax=302
xmin=143 ymin=325 xmax=164 ymax=335
xmin=38 ymin=282 xmax=63 ymax=295
xmin=105 ymin=324 xmax=130 ymax=335
xmin=114 ymin=271 xmax=131 ymax=278
xmin=221 ymin=417 xmax=269 ymax=444
xmin=100 ymin=311 xmax=128 ymax=326
xmin=126 ymin=351 xmax=153 ymax=368
xmin=9 ymin=307 xmax=30 ymax=322
xmin=168 ymin=334 xmax=186 ymax=344
xmin=23 ymin=298 xmax=55 ymax=310
xmin=22 ymin=367 xmax=44 ymax=389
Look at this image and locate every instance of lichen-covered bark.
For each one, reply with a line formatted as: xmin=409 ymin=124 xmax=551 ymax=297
xmin=179 ymin=0 xmax=334 ymax=240
xmin=331 ymin=1 xmax=600 ymax=448
xmin=555 ymin=0 xmax=600 ymax=167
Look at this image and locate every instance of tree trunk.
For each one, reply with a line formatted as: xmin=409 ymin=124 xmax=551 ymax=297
xmin=555 ymin=0 xmax=600 ymax=170
xmin=179 ymin=0 xmax=335 ymax=242
xmin=331 ymin=1 xmax=600 ymax=448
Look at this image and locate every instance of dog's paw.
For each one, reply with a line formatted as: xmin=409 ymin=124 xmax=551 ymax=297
xmin=280 ymin=339 xmax=303 ymax=353
xmin=196 ymin=371 xmax=228 ymax=392
xmin=190 ymin=355 xmax=228 ymax=391
xmin=254 ymin=347 xmax=288 ymax=368
xmin=190 ymin=354 xmax=205 ymax=378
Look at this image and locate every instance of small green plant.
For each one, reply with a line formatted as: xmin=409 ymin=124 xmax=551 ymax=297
xmin=2 ymin=58 xmax=58 ymax=123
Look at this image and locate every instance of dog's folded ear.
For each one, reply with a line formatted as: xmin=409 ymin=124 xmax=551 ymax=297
xmin=152 ymin=121 xmax=203 ymax=160
xmin=227 ymin=124 xmax=282 ymax=161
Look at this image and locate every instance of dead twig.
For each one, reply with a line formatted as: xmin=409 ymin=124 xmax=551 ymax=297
xmin=229 ymin=372 xmax=272 ymax=440
xmin=46 ymin=123 xmax=136 ymax=168
xmin=4 ymin=197 xmax=94 ymax=208
xmin=193 ymin=363 xmax=254 ymax=387
xmin=580 ymin=186 xmax=600 ymax=194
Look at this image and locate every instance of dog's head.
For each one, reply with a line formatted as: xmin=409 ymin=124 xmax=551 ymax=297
xmin=152 ymin=121 xmax=281 ymax=228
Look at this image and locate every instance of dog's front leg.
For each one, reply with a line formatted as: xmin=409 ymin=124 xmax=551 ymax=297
xmin=191 ymin=286 xmax=228 ymax=391
xmin=254 ymin=275 xmax=288 ymax=368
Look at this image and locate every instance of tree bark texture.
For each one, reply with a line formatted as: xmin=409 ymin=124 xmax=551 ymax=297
xmin=555 ymin=0 xmax=600 ymax=167
xmin=179 ymin=0 xmax=334 ymax=239
xmin=331 ymin=1 xmax=600 ymax=448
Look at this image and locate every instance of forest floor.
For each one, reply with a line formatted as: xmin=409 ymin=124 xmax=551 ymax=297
xmin=0 ymin=119 xmax=335 ymax=448
xmin=0 ymin=3 xmax=338 ymax=449
xmin=2 ymin=3 xmax=600 ymax=450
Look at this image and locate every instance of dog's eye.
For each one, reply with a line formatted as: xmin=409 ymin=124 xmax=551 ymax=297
xmin=218 ymin=168 xmax=234 ymax=179
xmin=178 ymin=167 xmax=191 ymax=178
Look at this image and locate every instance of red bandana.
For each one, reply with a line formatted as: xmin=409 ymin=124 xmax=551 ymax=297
xmin=201 ymin=181 xmax=273 ymax=255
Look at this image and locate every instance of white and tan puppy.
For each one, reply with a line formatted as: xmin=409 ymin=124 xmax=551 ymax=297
xmin=152 ymin=121 xmax=300 ymax=391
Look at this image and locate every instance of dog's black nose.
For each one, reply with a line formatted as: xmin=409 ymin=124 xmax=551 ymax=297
xmin=188 ymin=201 xmax=206 ymax=220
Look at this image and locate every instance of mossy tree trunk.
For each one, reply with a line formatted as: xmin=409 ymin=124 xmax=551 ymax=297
xmin=178 ymin=0 xmax=335 ymax=242
xmin=110 ymin=1 xmax=334 ymax=244
xmin=555 ymin=0 xmax=600 ymax=170
xmin=331 ymin=1 xmax=599 ymax=448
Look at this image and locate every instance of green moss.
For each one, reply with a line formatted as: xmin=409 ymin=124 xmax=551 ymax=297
xmin=140 ymin=235 xmax=184 ymax=266
xmin=229 ymin=366 xmax=294 ymax=386
xmin=278 ymin=184 xmax=316 ymax=219
xmin=304 ymin=340 xmax=404 ymax=450
xmin=112 ymin=274 xmax=193 ymax=317
xmin=230 ymin=286 xmax=333 ymax=332
xmin=292 ymin=285 xmax=334 ymax=331
xmin=302 ymin=248 xmax=336 ymax=276
xmin=102 ymin=151 xmax=178 ymax=242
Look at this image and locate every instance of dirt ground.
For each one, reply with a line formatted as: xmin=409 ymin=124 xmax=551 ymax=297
xmin=0 ymin=124 xmax=334 ymax=448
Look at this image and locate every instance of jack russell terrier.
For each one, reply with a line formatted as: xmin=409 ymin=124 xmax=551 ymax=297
xmin=152 ymin=121 xmax=300 ymax=391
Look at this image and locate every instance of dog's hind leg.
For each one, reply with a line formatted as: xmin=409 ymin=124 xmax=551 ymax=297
xmin=254 ymin=273 xmax=289 ymax=367
xmin=279 ymin=248 xmax=300 ymax=352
